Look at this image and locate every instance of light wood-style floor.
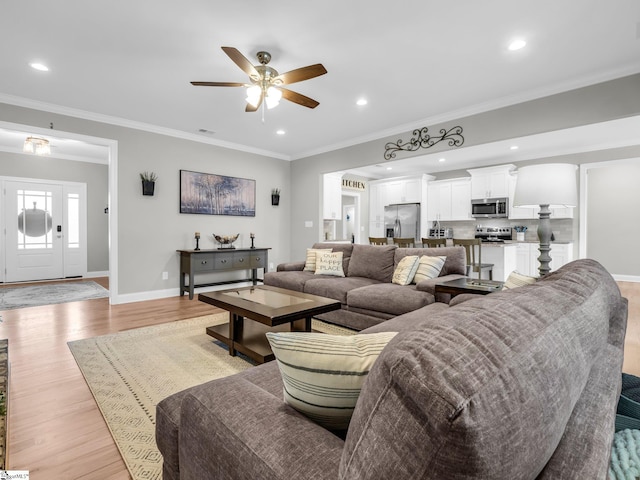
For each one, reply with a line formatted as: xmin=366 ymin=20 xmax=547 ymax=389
xmin=0 ymin=278 xmax=638 ymax=479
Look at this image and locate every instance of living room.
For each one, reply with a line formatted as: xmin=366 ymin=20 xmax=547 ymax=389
xmin=1 ymin=1 xmax=640 ymax=478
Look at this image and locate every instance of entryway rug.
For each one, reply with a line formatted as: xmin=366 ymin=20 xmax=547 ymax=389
xmin=0 ymin=281 xmax=108 ymax=310
xmin=67 ymin=314 xmax=354 ymax=480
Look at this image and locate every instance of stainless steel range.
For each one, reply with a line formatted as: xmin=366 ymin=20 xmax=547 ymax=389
xmin=474 ymin=226 xmax=512 ymax=243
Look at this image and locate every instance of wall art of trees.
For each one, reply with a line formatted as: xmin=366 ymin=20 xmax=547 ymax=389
xmin=180 ymin=170 xmax=255 ymax=216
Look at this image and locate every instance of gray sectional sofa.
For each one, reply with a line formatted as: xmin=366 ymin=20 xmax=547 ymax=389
xmin=156 ymin=258 xmax=628 ymax=479
xmin=263 ymin=242 xmax=467 ymax=330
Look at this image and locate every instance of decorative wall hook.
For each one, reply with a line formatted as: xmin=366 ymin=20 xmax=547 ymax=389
xmin=384 ymin=125 xmax=464 ymax=160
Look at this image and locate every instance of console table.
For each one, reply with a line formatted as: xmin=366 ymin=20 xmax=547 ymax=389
xmin=177 ymin=248 xmax=270 ymax=300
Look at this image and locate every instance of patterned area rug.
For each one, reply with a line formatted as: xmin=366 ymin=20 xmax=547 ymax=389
xmin=68 ymin=314 xmax=353 ymax=480
xmin=0 ymin=281 xmax=108 ymax=310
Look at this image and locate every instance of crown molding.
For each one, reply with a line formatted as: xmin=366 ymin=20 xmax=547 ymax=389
xmin=0 ymin=93 xmax=290 ymax=161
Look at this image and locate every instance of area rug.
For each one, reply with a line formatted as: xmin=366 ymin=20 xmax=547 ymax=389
xmin=0 ymin=281 xmax=108 ymax=310
xmin=68 ymin=314 xmax=354 ymax=480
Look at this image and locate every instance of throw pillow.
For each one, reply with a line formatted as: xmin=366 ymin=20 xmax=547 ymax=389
xmin=265 ymin=331 xmax=398 ymax=430
xmin=303 ymin=248 xmax=333 ymax=272
xmin=503 ymin=271 xmax=537 ymax=290
xmin=314 ymin=251 xmax=345 ymax=277
xmin=392 ymin=255 xmax=420 ymax=285
xmin=413 ymin=255 xmax=446 ymax=283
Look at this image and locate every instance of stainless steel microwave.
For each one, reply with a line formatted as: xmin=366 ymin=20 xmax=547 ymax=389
xmin=471 ymin=197 xmax=509 ymax=218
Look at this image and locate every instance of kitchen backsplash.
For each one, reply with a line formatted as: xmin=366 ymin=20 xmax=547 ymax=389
xmin=437 ymin=218 xmax=575 ymax=243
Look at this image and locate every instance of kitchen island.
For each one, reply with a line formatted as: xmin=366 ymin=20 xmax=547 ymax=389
xmin=476 ymin=243 xmax=518 ymax=282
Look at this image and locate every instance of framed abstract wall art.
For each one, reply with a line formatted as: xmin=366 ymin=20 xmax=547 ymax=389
xmin=180 ymin=170 xmax=256 ymax=216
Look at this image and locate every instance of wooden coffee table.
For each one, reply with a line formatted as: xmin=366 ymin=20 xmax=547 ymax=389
xmin=199 ymin=285 xmax=341 ymax=364
xmin=434 ymin=277 xmax=504 ymax=297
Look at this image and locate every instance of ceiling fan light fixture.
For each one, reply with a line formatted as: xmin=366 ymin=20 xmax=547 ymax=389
xmin=246 ymin=85 xmax=262 ymax=107
xmin=265 ymin=87 xmax=282 ymax=109
xmin=23 ymin=136 xmax=51 ymax=155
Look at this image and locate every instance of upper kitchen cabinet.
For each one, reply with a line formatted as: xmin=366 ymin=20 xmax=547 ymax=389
xmin=372 ymin=175 xmax=430 ymax=208
xmin=468 ymin=164 xmax=515 ymax=199
xmin=427 ymin=178 xmax=471 ymax=221
xmin=323 ymin=172 xmax=343 ymax=220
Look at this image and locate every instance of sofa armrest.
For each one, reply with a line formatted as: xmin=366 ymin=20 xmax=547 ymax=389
xmin=277 ymin=261 xmax=305 ymax=271
xmin=178 ymin=375 xmax=343 ymax=480
xmin=415 ymin=274 xmax=466 ymax=295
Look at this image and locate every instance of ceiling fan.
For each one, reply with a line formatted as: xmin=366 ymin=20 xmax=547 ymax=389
xmin=191 ymin=46 xmax=327 ymax=112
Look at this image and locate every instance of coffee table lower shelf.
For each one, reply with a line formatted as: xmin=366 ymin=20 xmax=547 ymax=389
xmin=206 ymin=318 xmax=308 ymax=364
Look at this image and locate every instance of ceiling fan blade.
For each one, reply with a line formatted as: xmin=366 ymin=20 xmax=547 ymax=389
xmin=245 ymin=91 xmax=264 ymax=112
xmin=280 ymin=88 xmax=320 ymax=109
xmin=191 ymin=81 xmax=246 ymax=87
xmin=275 ymin=64 xmax=327 ymax=85
xmin=221 ymin=46 xmax=259 ymax=78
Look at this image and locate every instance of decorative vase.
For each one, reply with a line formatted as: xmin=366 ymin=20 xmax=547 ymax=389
xmin=142 ymin=180 xmax=155 ymax=196
xmin=271 ymin=194 xmax=280 ymax=206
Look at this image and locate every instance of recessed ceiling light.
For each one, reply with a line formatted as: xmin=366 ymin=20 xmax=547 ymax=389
xmin=29 ymin=62 xmax=49 ymax=72
xmin=276 ymin=129 xmax=286 ymax=135
xmin=356 ymin=98 xmax=368 ymax=106
xmin=386 ymin=167 xmax=392 ymax=170
xmin=508 ymin=39 xmax=527 ymax=51
xmin=438 ymin=158 xmax=446 ymax=163
xmin=510 ymin=145 xmax=519 ymax=150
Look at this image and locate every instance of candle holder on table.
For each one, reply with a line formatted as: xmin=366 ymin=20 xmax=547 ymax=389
xmin=194 ymin=232 xmax=201 ymax=251
xmin=250 ymin=233 xmax=255 ymax=249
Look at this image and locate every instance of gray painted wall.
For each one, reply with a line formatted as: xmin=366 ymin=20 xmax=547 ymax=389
xmin=0 ymin=151 xmax=108 ymax=272
xmin=0 ymin=103 xmax=291 ymax=296
xmin=587 ymin=161 xmax=640 ymax=276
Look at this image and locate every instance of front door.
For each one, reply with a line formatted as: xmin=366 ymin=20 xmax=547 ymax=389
xmin=4 ymin=181 xmax=65 ymax=282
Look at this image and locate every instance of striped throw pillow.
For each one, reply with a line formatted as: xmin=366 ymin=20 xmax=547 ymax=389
xmin=392 ymin=255 xmax=420 ymax=285
xmin=413 ymin=255 xmax=446 ymax=283
xmin=303 ymin=248 xmax=333 ymax=272
xmin=503 ymin=271 xmax=537 ymax=290
xmin=265 ymin=331 xmax=398 ymax=430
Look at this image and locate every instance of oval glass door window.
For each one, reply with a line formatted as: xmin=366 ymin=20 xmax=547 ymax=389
xmin=18 ymin=202 xmax=53 ymax=237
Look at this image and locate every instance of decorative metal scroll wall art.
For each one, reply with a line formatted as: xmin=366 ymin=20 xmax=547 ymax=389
xmin=383 ymin=125 xmax=464 ymax=160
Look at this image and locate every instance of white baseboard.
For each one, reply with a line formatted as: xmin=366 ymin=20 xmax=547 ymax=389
xmin=612 ymin=274 xmax=640 ymax=283
xmin=86 ymin=270 xmax=109 ymax=278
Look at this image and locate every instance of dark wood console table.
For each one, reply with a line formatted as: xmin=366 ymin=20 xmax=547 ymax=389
xmin=177 ymin=248 xmax=270 ymax=300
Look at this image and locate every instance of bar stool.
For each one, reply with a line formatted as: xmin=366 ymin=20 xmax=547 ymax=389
xmin=422 ymin=238 xmax=447 ymax=248
xmin=369 ymin=237 xmax=388 ymax=245
xmin=393 ymin=237 xmax=415 ymax=248
xmin=452 ymin=238 xmax=494 ymax=280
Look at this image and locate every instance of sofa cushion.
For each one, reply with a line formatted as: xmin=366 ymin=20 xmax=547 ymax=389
xmin=312 ymin=243 xmax=354 ymax=274
xmin=413 ymin=255 xmax=446 ymax=283
xmin=395 ymin=246 xmax=466 ymax=277
xmin=263 ymin=270 xmax=315 ymax=292
xmin=265 ymin=331 xmax=397 ymax=430
xmin=339 ymin=259 xmax=620 ymax=479
xmin=391 ymin=255 xmax=419 ymax=285
xmin=347 ymin=283 xmax=435 ymax=316
xmin=315 ymin=251 xmax=345 ymax=277
xmin=304 ymin=276 xmax=380 ymax=304
xmin=503 ymin=270 xmax=537 ymax=289
xmin=347 ymin=244 xmax=396 ymax=282
xmin=304 ymin=248 xmax=333 ymax=272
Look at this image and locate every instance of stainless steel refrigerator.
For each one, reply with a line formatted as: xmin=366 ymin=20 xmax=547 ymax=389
xmin=384 ymin=203 xmax=420 ymax=241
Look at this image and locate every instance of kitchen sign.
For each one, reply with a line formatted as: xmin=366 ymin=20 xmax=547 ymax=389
xmin=342 ymin=179 xmax=366 ymax=191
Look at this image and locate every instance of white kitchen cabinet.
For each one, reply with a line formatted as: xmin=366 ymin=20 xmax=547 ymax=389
xmin=427 ymin=178 xmax=471 ymax=221
xmin=323 ymin=172 xmax=343 ymax=220
xmin=515 ymin=242 xmax=574 ymax=276
xmin=379 ymin=177 xmax=421 ymax=205
xmin=369 ymin=183 xmax=382 ymax=222
xmin=369 ymin=220 xmax=384 ymax=237
xmin=468 ymin=164 xmax=515 ymax=199
xmin=474 ymin=244 xmax=517 ymax=282
xmin=450 ymin=179 xmax=472 ymax=220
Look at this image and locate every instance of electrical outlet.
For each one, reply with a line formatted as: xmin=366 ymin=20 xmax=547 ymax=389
xmin=162 ymin=271 xmax=168 ymax=280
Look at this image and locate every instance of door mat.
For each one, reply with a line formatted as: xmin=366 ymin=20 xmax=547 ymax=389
xmin=0 ymin=281 xmax=108 ymax=310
